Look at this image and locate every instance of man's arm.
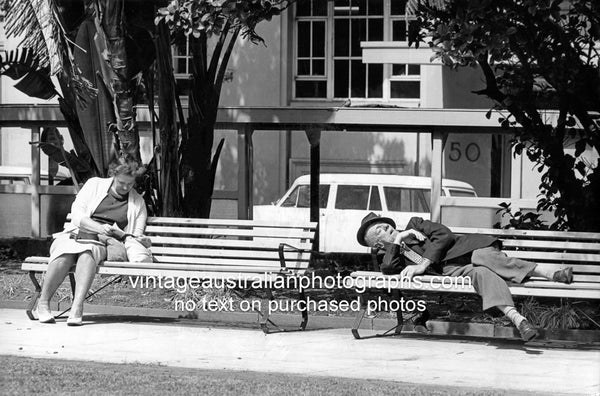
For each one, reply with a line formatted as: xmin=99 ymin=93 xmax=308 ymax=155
xmin=380 ymin=242 xmax=404 ymax=275
xmin=398 ymin=217 xmax=455 ymax=278
xmin=406 ymin=217 xmax=455 ymax=263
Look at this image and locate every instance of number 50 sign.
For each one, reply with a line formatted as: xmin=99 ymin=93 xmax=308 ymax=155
xmin=448 ymin=142 xmax=481 ymax=162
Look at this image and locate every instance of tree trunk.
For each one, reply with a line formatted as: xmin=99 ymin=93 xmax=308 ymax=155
xmin=99 ymin=0 xmax=140 ymax=161
xmin=181 ymin=116 xmax=216 ymax=218
xmin=155 ymin=21 xmax=182 ymax=216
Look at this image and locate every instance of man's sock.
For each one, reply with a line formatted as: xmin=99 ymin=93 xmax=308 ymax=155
xmin=498 ymin=305 xmax=526 ymax=327
xmin=528 ymin=265 xmax=554 ymax=280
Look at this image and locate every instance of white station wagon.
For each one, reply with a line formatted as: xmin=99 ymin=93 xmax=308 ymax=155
xmin=253 ymin=173 xmax=477 ymax=253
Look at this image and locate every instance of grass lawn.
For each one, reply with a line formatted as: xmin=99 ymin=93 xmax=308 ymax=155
xmin=0 ymin=355 xmax=545 ymax=396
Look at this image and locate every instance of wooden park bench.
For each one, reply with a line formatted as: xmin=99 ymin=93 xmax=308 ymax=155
xmin=350 ymin=227 xmax=600 ymax=339
xmin=22 ymin=217 xmax=317 ymax=333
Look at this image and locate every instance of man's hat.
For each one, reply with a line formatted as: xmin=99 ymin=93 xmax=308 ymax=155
xmin=356 ymin=212 xmax=396 ymax=247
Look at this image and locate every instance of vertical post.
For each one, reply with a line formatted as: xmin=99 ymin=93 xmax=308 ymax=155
xmin=305 ymin=128 xmax=321 ymax=250
xmin=279 ymin=130 xmax=290 ymax=195
xmin=430 ymin=130 xmax=446 ymax=223
xmin=510 ymin=144 xmax=523 ymax=213
xmin=237 ymin=126 xmax=254 ymax=220
xmin=31 ymin=127 xmax=41 ymax=237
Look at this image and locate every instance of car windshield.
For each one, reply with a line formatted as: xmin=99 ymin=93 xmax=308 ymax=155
xmin=280 ymin=184 xmax=330 ymax=208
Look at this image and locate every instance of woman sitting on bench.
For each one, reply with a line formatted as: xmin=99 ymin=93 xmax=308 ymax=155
xmin=36 ymin=156 xmax=151 ymax=326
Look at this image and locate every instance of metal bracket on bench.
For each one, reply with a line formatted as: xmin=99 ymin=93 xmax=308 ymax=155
xmin=278 ymin=243 xmax=319 ymax=268
xmin=351 ymin=293 xmax=403 ymax=339
xmin=257 ymin=288 xmax=308 ymax=334
xmin=351 ymin=290 xmax=431 ymax=340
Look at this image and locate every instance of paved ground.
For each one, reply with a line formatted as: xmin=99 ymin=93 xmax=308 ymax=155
xmin=1 ymin=308 xmax=599 ymax=395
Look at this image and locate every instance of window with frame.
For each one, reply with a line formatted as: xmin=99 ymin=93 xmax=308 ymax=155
xmin=280 ymin=184 xmax=330 ymax=208
xmin=384 ymin=187 xmax=430 ymax=212
xmin=335 ymin=185 xmax=382 ymax=210
xmin=294 ymin=0 xmax=420 ymax=102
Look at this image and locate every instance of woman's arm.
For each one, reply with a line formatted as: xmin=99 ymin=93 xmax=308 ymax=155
xmin=130 ymin=197 xmax=148 ymax=237
xmin=79 ymin=217 xmax=114 ymax=235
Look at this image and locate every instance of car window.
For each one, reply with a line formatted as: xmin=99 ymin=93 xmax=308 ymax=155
xmin=0 ymin=177 xmax=28 ymax=185
xmin=448 ymin=189 xmax=476 ymax=197
xmin=369 ymin=186 xmax=382 ymax=210
xmin=384 ymin=187 xmax=430 ymax=212
xmin=280 ymin=185 xmax=330 ymax=208
xmin=335 ymin=185 xmax=370 ymax=210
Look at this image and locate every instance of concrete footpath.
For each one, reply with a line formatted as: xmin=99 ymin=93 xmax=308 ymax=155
xmin=1 ymin=308 xmax=599 ymax=395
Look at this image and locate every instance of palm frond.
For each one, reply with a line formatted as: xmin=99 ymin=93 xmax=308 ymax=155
xmin=0 ymin=48 xmax=59 ymax=99
xmin=406 ymin=0 xmax=448 ymax=15
xmin=0 ymin=48 xmax=38 ymax=78
xmin=4 ymin=0 xmax=63 ymax=74
xmin=4 ymin=0 xmax=98 ymax=106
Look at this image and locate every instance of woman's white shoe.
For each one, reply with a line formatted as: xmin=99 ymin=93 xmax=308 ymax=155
xmin=36 ymin=304 xmax=55 ymax=324
xmin=66 ymin=315 xmax=83 ymax=326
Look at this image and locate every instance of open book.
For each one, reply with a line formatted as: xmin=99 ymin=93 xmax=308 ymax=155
xmin=107 ymin=224 xmax=135 ymax=241
xmin=74 ymin=224 xmax=134 ymax=245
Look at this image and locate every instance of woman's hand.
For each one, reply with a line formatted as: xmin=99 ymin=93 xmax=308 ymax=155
xmin=98 ymin=224 xmax=114 ymax=235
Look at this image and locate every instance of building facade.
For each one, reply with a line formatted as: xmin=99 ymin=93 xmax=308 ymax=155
xmin=0 ymin=0 xmax=552 ymax=237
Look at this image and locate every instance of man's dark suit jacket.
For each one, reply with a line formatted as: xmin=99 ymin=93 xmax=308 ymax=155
xmin=380 ymin=217 xmax=498 ymax=275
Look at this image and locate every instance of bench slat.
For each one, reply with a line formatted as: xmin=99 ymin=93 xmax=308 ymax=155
xmin=103 ymin=261 xmax=296 ymax=272
xmin=97 ymin=267 xmax=291 ymax=281
xmin=350 ymin=272 xmax=600 ymax=299
xmin=150 ymin=256 xmax=309 ymax=268
xmin=500 ymin=239 xmax=600 ymax=251
xmin=149 ymin=236 xmax=314 ymax=250
xmin=452 ymin=227 xmax=600 ymax=241
xmin=22 ymin=262 xmax=298 ymax=279
xmin=151 ymin=246 xmax=310 ymax=260
xmin=147 ymin=217 xmax=317 ymax=229
xmin=505 ymin=251 xmax=600 ymax=263
xmin=145 ymin=225 xmax=315 ymax=239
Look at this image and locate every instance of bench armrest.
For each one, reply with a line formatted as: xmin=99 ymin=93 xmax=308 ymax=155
xmin=278 ymin=243 xmax=318 ymax=269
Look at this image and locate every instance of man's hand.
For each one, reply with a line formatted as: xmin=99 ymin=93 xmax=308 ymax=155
xmin=407 ymin=229 xmax=426 ymax=241
xmin=395 ymin=229 xmax=427 ymax=244
xmin=400 ymin=263 xmax=428 ymax=279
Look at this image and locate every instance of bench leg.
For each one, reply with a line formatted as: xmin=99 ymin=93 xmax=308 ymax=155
xmin=352 ymin=290 xmax=405 ymax=340
xmin=257 ymin=287 xmax=309 ymax=334
xmin=298 ymin=289 xmax=308 ymax=331
xmin=258 ymin=288 xmax=281 ymax=334
xmin=351 ymin=293 xmax=367 ymax=339
xmin=26 ymin=271 xmax=42 ymax=320
xmin=68 ymin=273 xmax=76 ymax=296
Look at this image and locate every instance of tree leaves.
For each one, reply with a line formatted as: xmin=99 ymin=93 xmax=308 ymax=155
xmin=156 ymin=0 xmax=292 ymax=45
xmin=0 ymin=48 xmax=58 ymax=100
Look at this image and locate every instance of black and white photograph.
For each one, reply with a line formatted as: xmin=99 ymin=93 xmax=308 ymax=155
xmin=0 ymin=0 xmax=599 ymax=394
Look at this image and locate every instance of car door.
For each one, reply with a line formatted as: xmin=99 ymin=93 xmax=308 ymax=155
xmin=321 ymin=184 xmax=383 ymax=253
xmin=382 ymin=186 xmax=431 ymax=229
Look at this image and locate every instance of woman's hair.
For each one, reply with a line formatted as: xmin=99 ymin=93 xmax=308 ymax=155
xmin=108 ymin=156 xmax=146 ymax=178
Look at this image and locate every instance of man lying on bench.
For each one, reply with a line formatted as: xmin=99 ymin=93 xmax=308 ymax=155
xmin=356 ymin=213 xmax=574 ymax=342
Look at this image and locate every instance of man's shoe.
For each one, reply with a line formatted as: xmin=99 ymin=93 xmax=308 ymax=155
xmin=518 ymin=320 xmax=538 ymax=342
xmin=553 ymin=267 xmax=573 ymax=284
xmin=413 ymin=309 xmax=430 ymax=334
